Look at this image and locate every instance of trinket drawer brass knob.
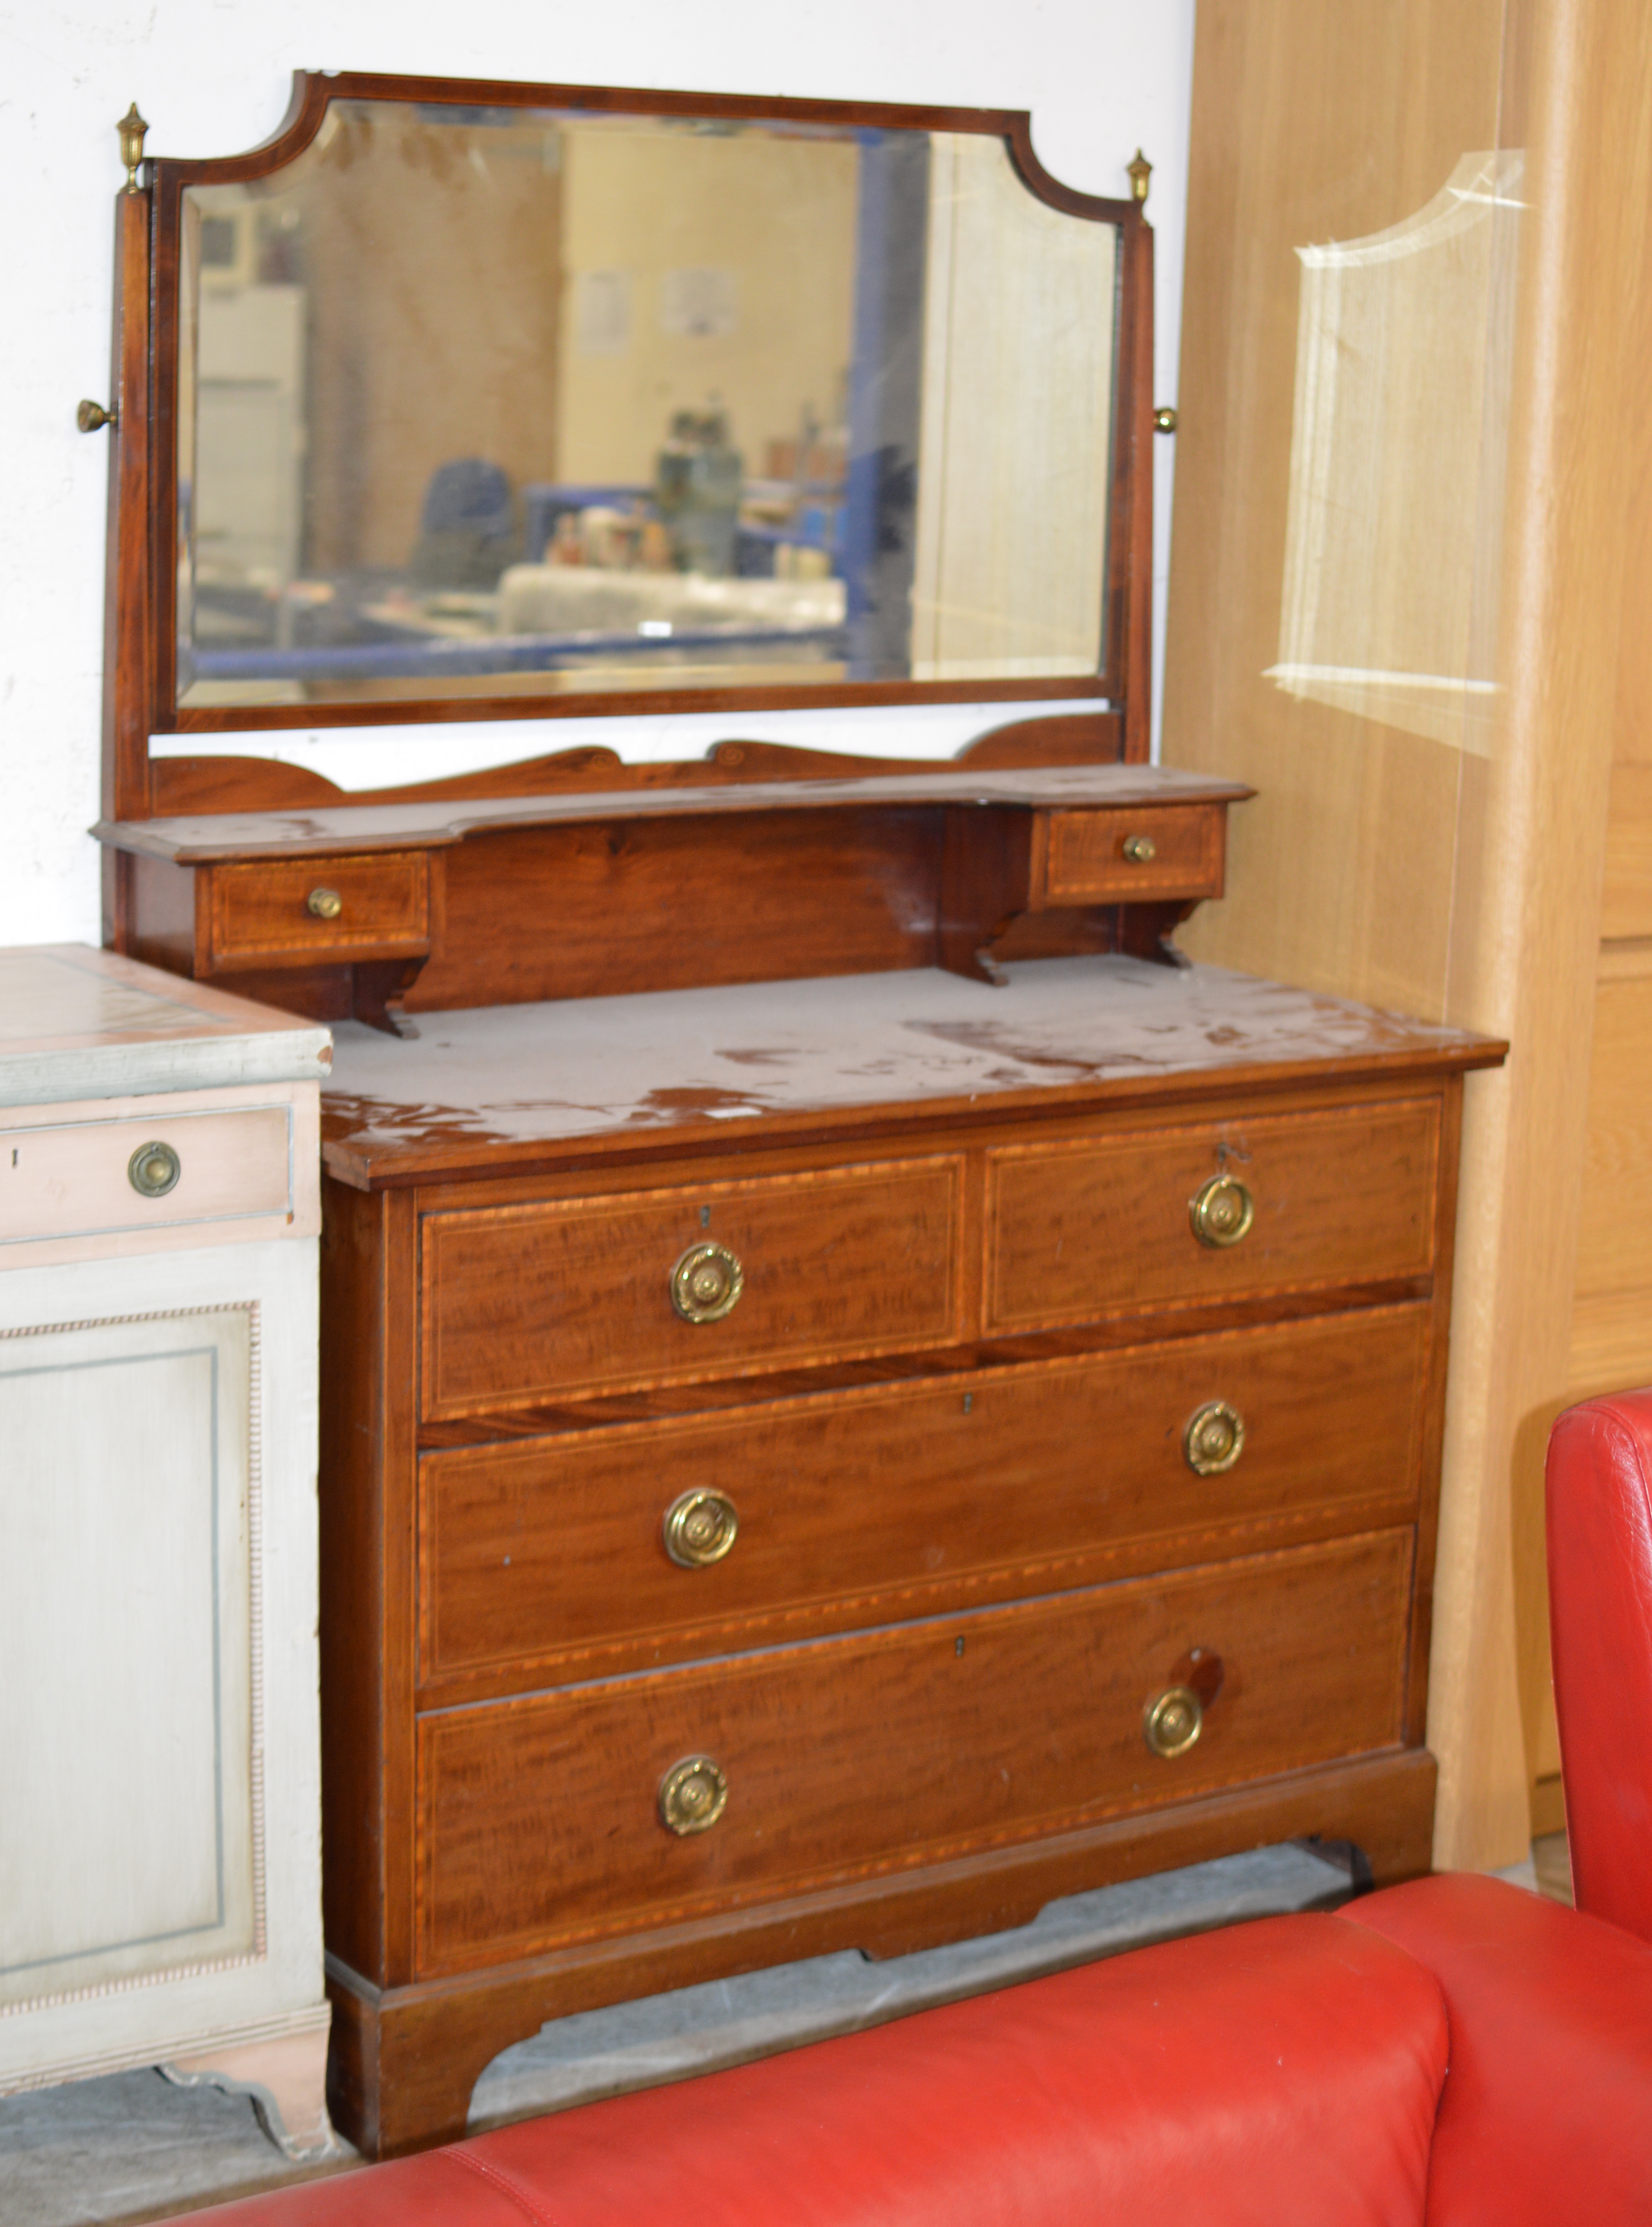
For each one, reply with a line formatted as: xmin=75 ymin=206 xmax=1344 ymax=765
xmin=1184 ymin=1400 xmax=1245 ymax=1476
xmin=1189 ymin=1173 xmax=1255 ymax=1248
xmin=1121 ymin=833 xmax=1158 ymax=864
xmin=127 ymin=1140 xmax=181 ymax=1198
xmin=659 ymin=1756 xmax=729 ymax=1835
xmin=664 ymin=1489 xmax=740 ymax=1567
xmin=671 ymin=1241 xmax=744 ymax=1323
xmin=306 ymin=887 xmax=344 ymax=920
xmin=1143 ymin=1685 xmax=1203 ymax=1759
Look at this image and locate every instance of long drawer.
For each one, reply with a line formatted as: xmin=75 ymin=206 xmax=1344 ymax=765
xmin=417 ymin=1304 xmax=1431 ymax=1686
xmin=0 ymin=1103 xmax=293 ymax=1248
xmin=421 ymin=1156 xmax=963 ymax=1416
xmin=986 ymin=1097 xmax=1440 ymax=1330
xmin=415 ymin=1528 xmax=1413 ymax=1975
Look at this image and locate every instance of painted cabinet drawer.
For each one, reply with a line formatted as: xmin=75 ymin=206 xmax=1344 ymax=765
xmin=986 ymin=1097 xmax=1440 ymax=1332
xmin=419 ymin=1156 xmax=964 ymax=1418
xmin=205 ymin=851 xmax=430 ymax=970
xmin=413 ymin=1527 xmax=1413 ymax=1974
xmin=1039 ymin=802 xmax=1226 ymax=904
xmin=417 ymin=1303 xmax=1431 ymax=1688
xmin=0 ymin=1103 xmax=294 ymax=1250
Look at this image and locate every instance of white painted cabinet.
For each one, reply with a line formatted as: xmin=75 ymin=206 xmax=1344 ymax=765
xmin=0 ymin=946 xmax=334 ymax=2155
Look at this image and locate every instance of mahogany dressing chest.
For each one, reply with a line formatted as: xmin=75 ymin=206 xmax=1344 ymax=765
xmin=85 ymin=71 xmax=1503 ymax=2153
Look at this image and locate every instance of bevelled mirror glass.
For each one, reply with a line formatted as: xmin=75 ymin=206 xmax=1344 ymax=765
xmin=154 ymin=81 xmax=1143 ymax=724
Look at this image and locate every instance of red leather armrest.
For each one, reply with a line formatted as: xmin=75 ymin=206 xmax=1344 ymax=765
xmin=157 ymin=1913 xmax=1445 ymax=2227
xmin=1347 ymin=1873 xmax=1652 ymax=2225
xmin=1546 ymin=1391 xmax=1652 ymax=1940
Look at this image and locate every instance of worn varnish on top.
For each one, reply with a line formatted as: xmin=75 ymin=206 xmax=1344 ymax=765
xmin=323 ymin=955 xmax=1502 ymax=1185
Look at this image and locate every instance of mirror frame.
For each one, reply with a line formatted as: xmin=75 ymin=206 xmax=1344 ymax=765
xmin=101 ymin=73 xmax=1153 ymax=823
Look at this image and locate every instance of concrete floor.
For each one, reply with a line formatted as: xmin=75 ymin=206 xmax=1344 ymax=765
xmin=0 ymin=1836 xmax=1572 ymax=2227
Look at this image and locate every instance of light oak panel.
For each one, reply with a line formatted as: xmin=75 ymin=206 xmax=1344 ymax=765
xmin=1164 ymin=0 xmax=1649 ymax=1866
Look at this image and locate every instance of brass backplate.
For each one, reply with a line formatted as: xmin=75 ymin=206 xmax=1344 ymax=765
xmin=663 ymin=1488 xmax=740 ymax=1568
xmin=1143 ymin=1685 xmax=1203 ymax=1759
xmin=1189 ymin=1173 xmax=1255 ymax=1249
xmin=1184 ymin=1400 xmax=1245 ymax=1476
xmin=659 ymin=1756 xmax=729 ymax=1835
xmin=670 ymin=1241 xmax=744 ymax=1324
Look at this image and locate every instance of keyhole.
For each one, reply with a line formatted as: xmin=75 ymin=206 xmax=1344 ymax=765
xmin=700 ymin=1205 xmax=711 ymax=1228
xmin=955 ymin=1637 xmax=965 ymax=1657
xmin=963 ymin=1393 xmax=973 ymax=1414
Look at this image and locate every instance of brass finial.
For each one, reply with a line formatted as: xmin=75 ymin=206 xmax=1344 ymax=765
xmin=1127 ymin=148 xmax=1152 ymax=205
xmin=118 ymin=104 xmax=149 ymax=193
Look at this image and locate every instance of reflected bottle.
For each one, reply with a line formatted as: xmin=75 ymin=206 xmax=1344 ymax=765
xmin=655 ymin=408 xmax=743 ymax=577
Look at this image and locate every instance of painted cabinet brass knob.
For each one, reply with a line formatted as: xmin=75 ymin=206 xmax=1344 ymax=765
xmin=306 ymin=887 xmax=344 ymax=920
xmin=1121 ymin=833 xmax=1158 ymax=864
xmin=1143 ymin=1685 xmax=1203 ymax=1759
xmin=664 ymin=1488 xmax=740 ymax=1567
xmin=659 ymin=1756 xmax=728 ymax=1835
xmin=1189 ymin=1173 xmax=1255 ymax=1249
xmin=1184 ymin=1400 xmax=1246 ymax=1476
xmin=127 ymin=1140 xmax=181 ymax=1198
xmin=670 ymin=1241 xmax=744 ymax=1323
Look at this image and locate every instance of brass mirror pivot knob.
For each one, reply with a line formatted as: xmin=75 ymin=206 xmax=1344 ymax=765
xmin=659 ymin=1756 xmax=728 ymax=1835
xmin=128 ymin=1141 xmax=180 ymax=1198
xmin=1121 ymin=833 xmax=1157 ymax=864
xmin=77 ymin=400 xmax=118 ymax=433
xmin=1184 ymin=1400 xmax=1245 ymax=1476
xmin=671 ymin=1241 xmax=744 ymax=1323
xmin=664 ymin=1488 xmax=740 ymax=1568
xmin=306 ymin=887 xmax=343 ymax=920
xmin=1143 ymin=1685 xmax=1203 ymax=1759
xmin=1189 ymin=1173 xmax=1255 ymax=1249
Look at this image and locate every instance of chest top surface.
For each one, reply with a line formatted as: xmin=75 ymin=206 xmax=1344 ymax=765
xmin=0 ymin=943 xmax=333 ymax=1107
xmin=321 ymin=955 xmax=1503 ymax=1186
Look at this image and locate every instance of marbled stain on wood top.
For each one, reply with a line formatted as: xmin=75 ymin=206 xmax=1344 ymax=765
xmin=321 ymin=956 xmax=1504 ymax=1183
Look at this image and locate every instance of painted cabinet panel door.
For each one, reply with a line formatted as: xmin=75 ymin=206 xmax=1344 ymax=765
xmin=0 ymin=1308 xmax=255 ymax=2008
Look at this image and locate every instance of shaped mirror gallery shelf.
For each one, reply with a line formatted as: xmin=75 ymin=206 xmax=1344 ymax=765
xmin=151 ymin=80 xmax=1146 ymax=722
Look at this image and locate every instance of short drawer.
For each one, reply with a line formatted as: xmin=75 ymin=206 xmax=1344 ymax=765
xmin=986 ymin=1097 xmax=1440 ymax=1331
xmin=420 ymin=1156 xmax=964 ymax=1417
xmin=0 ymin=1104 xmax=293 ymax=1249
xmin=205 ymin=851 xmax=430 ymax=970
xmin=414 ymin=1527 xmax=1413 ymax=1974
xmin=1039 ymin=803 xmax=1225 ymax=904
xmin=418 ymin=1303 xmax=1431 ymax=1685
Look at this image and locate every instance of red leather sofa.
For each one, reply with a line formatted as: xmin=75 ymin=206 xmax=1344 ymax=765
xmin=156 ymin=1872 xmax=1652 ymax=2225
xmin=1547 ymin=1384 xmax=1652 ymax=1942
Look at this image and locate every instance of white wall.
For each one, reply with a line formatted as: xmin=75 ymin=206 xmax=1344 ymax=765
xmin=0 ymin=0 xmax=1194 ymax=946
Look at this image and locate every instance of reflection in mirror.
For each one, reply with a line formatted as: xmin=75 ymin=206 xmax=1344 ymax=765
xmin=1268 ymin=151 xmax=1523 ymax=756
xmin=176 ymin=103 xmax=1120 ymax=710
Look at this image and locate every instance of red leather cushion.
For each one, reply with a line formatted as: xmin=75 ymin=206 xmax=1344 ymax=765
xmin=1347 ymin=1872 xmax=1652 ymax=2225
xmin=1546 ymin=1391 xmax=1652 ymax=1940
xmin=163 ymin=1914 xmax=1445 ymax=2226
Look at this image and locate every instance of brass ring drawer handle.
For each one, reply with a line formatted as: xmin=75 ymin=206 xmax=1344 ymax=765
xmin=659 ymin=1756 xmax=728 ymax=1835
xmin=664 ymin=1488 xmax=739 ymax=1568
xmin=1121 ymin=833 xmax=1158 ymax=864
xmin=670 ymin=1241 xmax=744 ymax=1323
xmin=1189 ymin=1173 xmax=1254 ymax=1248
xmin=1184 ymin=1400 xmax=1245 ymax=1476
xmin=128 ymin=1141 xmax=181 ymax=1198
xmin=306 ymin=887 xmax=343 ymax=920
xmin=1143 ymin=1685 xmax=1203 ymax=1759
